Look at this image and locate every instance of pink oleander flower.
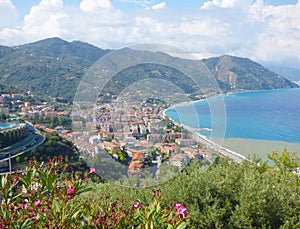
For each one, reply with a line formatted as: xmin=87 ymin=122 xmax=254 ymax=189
xmin=175 ymin=203 xmax=188 ymax=219
xmin=133 ymin=202 xmax=141 ymax=209
xmin=89 ymin=167 xmax=96 ymax=174
xmin=23 ymin=203 xmax=29 ymax=209
xmin=34 ymin=200 xmax=41 ymax=207
xmin=175 ymin=204 xmax=183 ymax=210
xmin=67 ymin=187 xmax=75 ymax=195
xmin=13 ymin=175 xmax=19 ymax=183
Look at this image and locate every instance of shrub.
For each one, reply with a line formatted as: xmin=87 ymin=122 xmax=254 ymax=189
xmin=0 ymin=158 xmax=189 ymax=228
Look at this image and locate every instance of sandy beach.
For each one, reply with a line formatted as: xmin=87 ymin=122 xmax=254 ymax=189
xmin=220 ymin=138 xmax=300 ymax=161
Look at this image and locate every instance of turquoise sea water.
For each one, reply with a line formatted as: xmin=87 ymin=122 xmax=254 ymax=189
xmin=165 ymin=88 xmax=300 ymax=143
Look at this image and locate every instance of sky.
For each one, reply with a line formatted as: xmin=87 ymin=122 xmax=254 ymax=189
xmin=1 ymin=0 xmax=300 ymax=68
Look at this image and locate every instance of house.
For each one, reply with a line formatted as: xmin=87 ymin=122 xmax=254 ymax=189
xmin=99 ymin=141 xmax=118 ymax=151
xmin=147 ymin=134 xmax=163 ymax=143
xmin=89 ymin=135 xmax=100 ymax=145
xmin=200 ymin=151 xmax=214 ymax=160
xmin=169 ymin=153 xmax=191 ymax=167
xmin=160 ymin=143 xmax=177 ymax=154
xmin=128 ymin=162 xmax=143 ymax=175
xmin=175 ymin=138 xmax=196 ymax=146
xmin=167 ymin=132 xmax=182 ymax=141
xmin=128 ymin=152 xmax=144 ymax=175
xmin=182 ymin=147 xmax=203 ymax=161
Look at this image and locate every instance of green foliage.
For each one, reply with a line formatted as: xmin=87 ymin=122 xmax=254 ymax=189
xmin=80 ymin=151 xmax=300 ymax=228
xmin=203 ymin=55 xmax=298 ymax=90
xmin=0 ymin=158 xmax=189 ymax=228
xmin=13 ymin=131 xmax=89 ymax=173
xmin=28 ymin=115 xmax=73 ymax=130
xmin=0 ymin=38 xmax=110 ymax=101
xmin=1 ymin=38 xmax=297 ymax=103
xmin=268 ymin=149 xmax=299 ymax=176
xmin=0 ymin=158 xmax=91 ymax=228
xmin=3 ymin=149 xmax=300 ymax=228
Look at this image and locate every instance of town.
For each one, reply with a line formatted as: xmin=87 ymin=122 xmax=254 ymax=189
xmin=71 ymin=97 xmax=214 ymax=181
xmin=0 ymin=88 xmax=215 ymax=180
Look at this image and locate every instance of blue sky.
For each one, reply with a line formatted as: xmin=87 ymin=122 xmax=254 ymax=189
xmin=12 ymin=0 xmax=298 ymax=18
xmin=2 ymin=0 xmax=300 ymax=67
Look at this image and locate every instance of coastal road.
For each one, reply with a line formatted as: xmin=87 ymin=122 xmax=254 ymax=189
xmin=170 ymin=120 xmax=248 ymax=164
xmin=191 ymin=132 xmax=248 ymax=164
xmin=0 ymin=123 xmax=46 ymax=173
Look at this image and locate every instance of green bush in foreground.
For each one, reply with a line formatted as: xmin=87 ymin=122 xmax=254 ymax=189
xmin=79 ymin=150 xmax=300 ymax=228
xmin=0 ymin=158 xmax=188 ymax=228
xmin=1 ymin=150 xmax=300 ymax=228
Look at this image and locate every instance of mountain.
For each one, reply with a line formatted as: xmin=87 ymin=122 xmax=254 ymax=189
xmin=202 ymin=55 xmax=298 ymax=91
xmin=268 ymin=66 xmax=300 ymax=82
xmin=0 ymin=38 xmax=110 ymax=101
xmin=99 ymin=50 xmax=297 ymax=99
xmin=0 ymin=38 xmax=297 ymax=102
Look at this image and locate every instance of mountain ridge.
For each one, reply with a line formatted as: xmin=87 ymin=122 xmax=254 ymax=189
xmin=0 ymin=37 xmax=297 ymax=101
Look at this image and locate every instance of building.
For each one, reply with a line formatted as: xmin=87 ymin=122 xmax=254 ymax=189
xmin=175 ymin=138 xmax=196 ymax=146
xmin=169 ymin=153 xmax=191 ymax=167
xmin=0 ymin=123 xmax=28 ymax=148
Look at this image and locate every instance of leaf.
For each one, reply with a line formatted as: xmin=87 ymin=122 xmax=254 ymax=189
xmin=52 ymin=199 xmax=61 ymax=213
xmin=175 ymin=222 xmax=187 ymax=229
xmin=22 ymin=219 xmax=32 ymax=228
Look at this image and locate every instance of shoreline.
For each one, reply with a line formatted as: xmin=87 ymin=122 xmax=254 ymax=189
xmin=162 ymin=88 xmax=300 ymax=163
xmin=162 ymin=110 xmax=248 ymax=163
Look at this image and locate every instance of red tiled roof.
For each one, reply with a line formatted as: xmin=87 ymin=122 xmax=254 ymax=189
xmin=132 ymin=152 xmax=143 ymax=161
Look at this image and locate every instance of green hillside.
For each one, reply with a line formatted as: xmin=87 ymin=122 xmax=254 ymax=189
xmin=0 ymin=38 xmax=297 ymax=103
xmin=202 ymin=55 xmax=298 ymax=91
xmin=0 ymin=38 xmax=110 ymax=101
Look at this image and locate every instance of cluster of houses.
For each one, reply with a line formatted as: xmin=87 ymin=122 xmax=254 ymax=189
xmin=70 ymin=99 xmax=214 ymax=177
xmin=0 ymin=88 xmax=214 ymax=178
xmin=0 ymin=91 xmax=70 ymax=121
xmin=20 ymin=103 xmax=70 ymax=120
xmin=0 ymin=92 xmax=31 ymax=115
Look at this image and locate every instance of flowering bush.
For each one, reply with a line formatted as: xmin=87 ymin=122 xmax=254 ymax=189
xmin=0 ymin=157 xmax=91 ymax=228
xmin=0 ymin=158 xmax=189 ymax=228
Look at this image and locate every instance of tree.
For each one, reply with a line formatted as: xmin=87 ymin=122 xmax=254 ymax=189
xmin=268 ymin=149 xmax=300 ymax=176
xmin=0 ymin=114 xmax=7 ymax=122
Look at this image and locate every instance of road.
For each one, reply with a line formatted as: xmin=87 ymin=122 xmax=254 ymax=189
xmin=191 ymin=132 xmax=248 ymax=164
xmin=172 ymin=121 xmax=248 ymax=164
xmin=0 ymin=123 xmax=46 ymax=172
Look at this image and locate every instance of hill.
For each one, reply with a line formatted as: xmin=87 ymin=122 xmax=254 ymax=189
xmin=0 ymin=38 xmax=297 ymax=102
xmin=0 ymin=38 xmax=110 ymax=101
xmin=268 ymin=66 xmax=300 ymax=82
xmin=94 ymin=49 xmax=298 ymax=103
xmin=202 ymin=55 xmax=298 ymax=91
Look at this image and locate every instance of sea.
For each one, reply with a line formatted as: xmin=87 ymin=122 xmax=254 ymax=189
xmin=165 ymin=88 xmax=300 ymax=157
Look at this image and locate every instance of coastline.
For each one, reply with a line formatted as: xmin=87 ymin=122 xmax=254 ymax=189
xmin=162 ymin=88 xmax=300 ymax=163
xmin=162 ymin=109 xmax=248 ymax=163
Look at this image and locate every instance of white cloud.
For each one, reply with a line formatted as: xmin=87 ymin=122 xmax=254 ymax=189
xmin=80 ymin=0 xmax=113 ymax=12
xmin=21 ymin=0 xmax=67 ymax=41
xmin=0 ymin=0 xmax=300 ymax=67
xmin=250 ymin=2 xmax=300 ymax=64
xmin=179 ymin=19 xmax=227 ymax=36
xmin=201 ymin=0 xmax=238 ymax=9
xmin=0 ymin=0 xmax=19 ymax=30
xmin=120 ymin=0 xmax=151 ymax=7
xmin=151 ymin=2 xmax=166 ymax=10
